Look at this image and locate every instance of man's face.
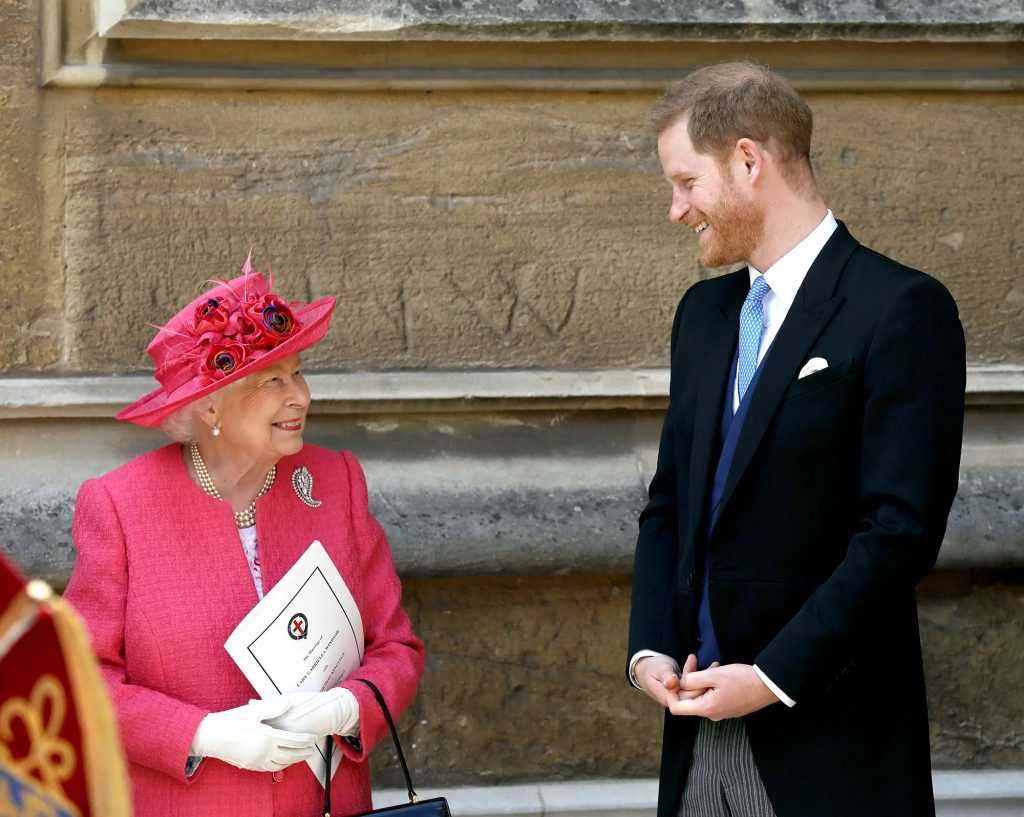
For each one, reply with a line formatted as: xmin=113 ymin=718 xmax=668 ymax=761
xmin=657 ymin=117 xmax=765 ymax=268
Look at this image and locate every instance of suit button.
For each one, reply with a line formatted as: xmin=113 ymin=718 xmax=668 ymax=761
xmin=686 ymin=571 xmax=696 ymax=588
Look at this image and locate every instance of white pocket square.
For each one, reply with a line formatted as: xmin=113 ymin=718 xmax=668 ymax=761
xmin=798 ymin=357 xmax=828 ymax=379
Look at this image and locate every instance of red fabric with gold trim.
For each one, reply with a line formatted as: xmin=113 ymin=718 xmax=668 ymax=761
xmin=0 ymin=552 xmax=130 ymax=817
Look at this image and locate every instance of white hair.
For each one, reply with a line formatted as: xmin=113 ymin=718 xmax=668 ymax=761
xmin=159 ymin=396 xmax=215 ymax=443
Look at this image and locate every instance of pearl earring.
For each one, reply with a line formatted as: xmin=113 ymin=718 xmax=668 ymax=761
xmin=212 ymin=423 xmax=221 ymax=437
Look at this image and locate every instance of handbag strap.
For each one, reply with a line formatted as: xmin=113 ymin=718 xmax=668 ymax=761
xmin=323 ymin=736 xmax=333 ymax=817
xmin=354 ymin=678 xmax=419 ymax=804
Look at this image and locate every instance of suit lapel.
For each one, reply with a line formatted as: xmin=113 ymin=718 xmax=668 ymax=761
xmin=714 ymin=223 xmax=859 ymax=526
xmin=686 ymin=271 xmax=748 ymax=547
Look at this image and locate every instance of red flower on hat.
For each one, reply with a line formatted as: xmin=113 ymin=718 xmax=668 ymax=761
xmin=194 ymin=297 xmax=229 ymax=331
xmin=192 ymin=294 xmax=247 ymax=343
xmin=203 ymin=340 xmax=248 ymax=381
xmin=243 ymin=294 xmax=299 ymax=345
xmin=226 ymin=315 xmax=257 ymax=347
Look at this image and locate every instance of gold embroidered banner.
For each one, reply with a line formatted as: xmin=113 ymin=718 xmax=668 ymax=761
xmin=0 ymin=552 xmax=130 ymax=817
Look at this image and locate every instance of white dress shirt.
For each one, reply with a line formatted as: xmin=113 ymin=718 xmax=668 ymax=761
xmin=735 ymin=210 xmax=839 ymax=411
xmin=631 ymin=210 xmax=839 ymax=708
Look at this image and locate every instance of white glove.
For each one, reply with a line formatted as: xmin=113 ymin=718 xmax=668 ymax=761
xmin=261 ymin=688 xmax=360 ymax=738
xmin=190 ymin=697 xmax=319 ymax=772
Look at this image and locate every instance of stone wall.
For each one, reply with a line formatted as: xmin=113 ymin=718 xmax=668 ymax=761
xmin=4 ymin=87 xmax=1022 ymax=373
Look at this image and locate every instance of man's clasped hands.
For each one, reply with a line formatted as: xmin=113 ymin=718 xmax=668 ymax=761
xmin=635 ymin=654 xmax=779 ymax=722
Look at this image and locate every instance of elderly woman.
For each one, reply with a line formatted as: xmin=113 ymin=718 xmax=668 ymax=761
xmin=64 ymin=254 xmax=424 ymax=817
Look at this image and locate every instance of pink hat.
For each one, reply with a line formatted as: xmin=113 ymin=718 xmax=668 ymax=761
xmin=118 ymin=252 xmax=336 ymax=428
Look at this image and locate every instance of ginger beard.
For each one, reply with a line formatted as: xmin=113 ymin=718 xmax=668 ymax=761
xmin=693 ymin=169 xmax=766 ymax=269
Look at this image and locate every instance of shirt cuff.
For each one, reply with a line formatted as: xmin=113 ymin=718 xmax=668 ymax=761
xmin=629 ymin=650 xmax=679 ymax=690
xmin=753 ymin=664 xmax=796 ymax=707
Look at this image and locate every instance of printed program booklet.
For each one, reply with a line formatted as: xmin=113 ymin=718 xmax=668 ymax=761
xmin=225 ymin=539 xmax=364 ymax=786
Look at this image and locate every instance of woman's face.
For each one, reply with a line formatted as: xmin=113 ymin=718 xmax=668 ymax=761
xmin=211 ymin=353 xmax=310 ymax=465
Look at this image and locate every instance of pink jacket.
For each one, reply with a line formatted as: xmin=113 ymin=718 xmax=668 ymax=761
xmin=65 ymin=443 xmax=425 ymax=817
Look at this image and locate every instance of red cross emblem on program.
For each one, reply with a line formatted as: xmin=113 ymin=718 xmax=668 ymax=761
xmin=288 ymin=613 xmax=308 ymax=640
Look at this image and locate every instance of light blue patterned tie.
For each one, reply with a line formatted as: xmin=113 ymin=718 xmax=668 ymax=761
xmin=737 ymin=275 xmax=772 ymax=402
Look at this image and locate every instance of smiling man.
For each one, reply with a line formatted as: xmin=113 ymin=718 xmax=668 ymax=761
xmin=627 ymin=62 xmax=966 ymax=817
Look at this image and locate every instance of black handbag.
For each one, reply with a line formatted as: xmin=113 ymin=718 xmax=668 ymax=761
xmin=321 ymin=678 xmax=452 ymax=817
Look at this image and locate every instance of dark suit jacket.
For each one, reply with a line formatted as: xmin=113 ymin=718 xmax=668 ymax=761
xmin=627 ymin=223 xmax=966 ymax=817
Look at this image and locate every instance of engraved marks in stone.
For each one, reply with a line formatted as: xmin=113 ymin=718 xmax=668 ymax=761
xmin=446 ymin=264 xmax=581 ymax=344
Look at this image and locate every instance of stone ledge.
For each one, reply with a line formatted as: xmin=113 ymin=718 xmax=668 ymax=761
xmin=99 ymin=1 xmax=1024 ymax=42
xmin=372 ymin=772 xmax=1024 ymax=816
xmin=1 ymin=412 xmax=1023 ymax=584
xmin=0 ymin=366 xmax=1020 ymax=418
xmin=1 ymin=370 xmax=668 ymax=418
xmin=43 ymin=1 xmax=1023 ymax=90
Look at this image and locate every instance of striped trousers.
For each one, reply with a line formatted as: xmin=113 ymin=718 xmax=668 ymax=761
xmin=679 ymin=718 xmax=779 ymax=817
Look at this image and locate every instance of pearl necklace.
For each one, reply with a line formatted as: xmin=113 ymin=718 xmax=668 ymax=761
xmin=189 ymin=442 xmax=276 ymax=528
